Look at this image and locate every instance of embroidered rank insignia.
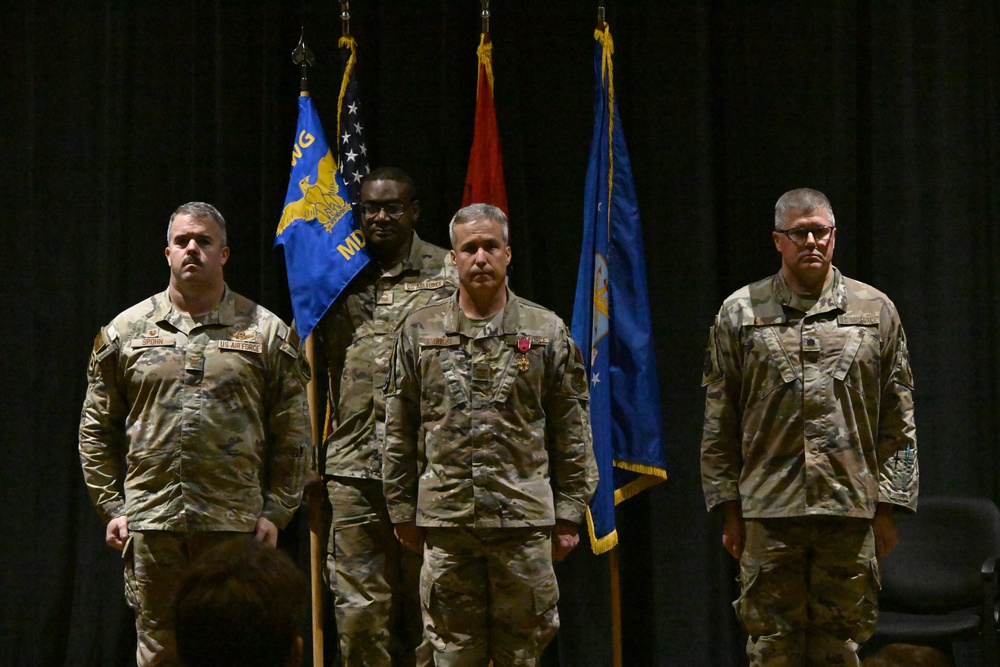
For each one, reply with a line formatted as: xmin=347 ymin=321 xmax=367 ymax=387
xmin=473 ymin=363 xmax=491 ymax=383
xmin=377 ymin=291 xmax=393 ymax=305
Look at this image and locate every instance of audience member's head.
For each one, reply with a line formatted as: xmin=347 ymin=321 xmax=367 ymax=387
xmin=173 ymin=537 xmax=308 ymax=667
xmin=862 ymin=643 xmax=953 ymax=667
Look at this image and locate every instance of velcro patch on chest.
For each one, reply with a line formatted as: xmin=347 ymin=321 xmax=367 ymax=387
xmin=219 ymin=339 xmax=263 ymax=354
xmin=405 ymin=279 xmax=445 ymax=292
xmin=131 ymin=335 xmax=176 ymax=349
xmin=421 ymin=336 xmax=460 ymax=347
xmin=838 ymin=314 xmax=880 ymax=326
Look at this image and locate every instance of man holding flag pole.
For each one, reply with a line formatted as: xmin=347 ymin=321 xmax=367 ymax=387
xmin=276 ymin=19 xmax=457 ymax=666
xmin=309 ymin=165 xmax=456 ymax=666
xmin=275 ymin=30 xmax=370 ymax=666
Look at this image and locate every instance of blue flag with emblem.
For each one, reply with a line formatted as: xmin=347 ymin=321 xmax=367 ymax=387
xmin=275 ymin=94 xmax=369 ymax=341
xmin=571 ymin=24 xmax=668 ymax=555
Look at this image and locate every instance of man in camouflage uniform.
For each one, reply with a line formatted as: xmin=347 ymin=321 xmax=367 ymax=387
xmin=310 ymin=167 xmax=456 ymax=665
xmin=79 ymin=201 xmax=310 ymax=666
xmin=383 ymin=203 xmax=598 ymax=666
xmin=700 ymin=188 xmax=918 ymax=666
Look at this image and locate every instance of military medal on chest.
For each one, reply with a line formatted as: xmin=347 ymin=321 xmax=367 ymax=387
xmin=516 ymin=337 xmax=531 ymax=372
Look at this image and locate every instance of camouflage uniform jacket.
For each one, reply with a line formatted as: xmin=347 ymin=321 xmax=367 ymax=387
xmin=314 ymin=232 xmax=457 ymax=479
xmin=383 ymin=289 xmax=598 ymax=528
xmin=79 ymin=286 xmax=310 ymax=532
xmin=701 ymin=268 xmax=918 ymax=519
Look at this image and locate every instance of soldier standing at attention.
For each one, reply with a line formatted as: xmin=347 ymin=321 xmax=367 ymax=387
xmin=700 ymin=188 xmax=918 ymax=666
xmin=382 ymin=203 xmax=598 ymax=666
xmin=309 ymin=167 xmax=456 ymax=665
xmin=79 ymin=201 xmax=310 ymax=666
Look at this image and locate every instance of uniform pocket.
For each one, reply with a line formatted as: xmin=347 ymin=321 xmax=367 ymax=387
xmin=419 ymin=565 xmax=433 ymax=609
xmin=833 ymin=325 xmax=880 ymax=400
xmin=531 ymin=572 xmax=560 ymax=615
xmin=122 ymin=535 xmax=140 ymax=613
xmin=858 ymin=555 xmax=882 ymax=642
xmin=868 ymin=556 xmax=881 ymax=593
xmin=733 ymin=558 xmax=764 ymax=634
xmin=744 ymin=327 xmax=798 ymax=405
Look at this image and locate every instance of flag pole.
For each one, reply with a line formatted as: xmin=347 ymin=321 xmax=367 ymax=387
xmin=595 ymin=6 xmax=623 ymax=665
xmin=304 ymin=336 xmax=325 ymax=667
xmin=610 ymin=544 xmax=623 ymax=667
xmin=292 ymin=31 xmax=325 ymax=667
xmin=340 ymin=0 xmax=351 ymax=37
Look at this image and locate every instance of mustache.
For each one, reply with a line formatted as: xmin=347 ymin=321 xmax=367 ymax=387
xmin=182 ymin=256 xmax=202 ymax=267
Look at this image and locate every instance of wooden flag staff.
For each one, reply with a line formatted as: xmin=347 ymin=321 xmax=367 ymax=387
xmin=291 ymin=30 xmax=326 ymax=666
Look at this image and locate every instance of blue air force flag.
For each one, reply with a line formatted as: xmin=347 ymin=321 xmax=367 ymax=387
xmin=275 ymin=94 xmax=369 ymax=340
xmin=571 ymin=25 xmax=668 ymax=555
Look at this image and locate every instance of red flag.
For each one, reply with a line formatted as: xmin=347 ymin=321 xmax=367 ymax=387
xmin=462 ymin=33 xmax=508 ymax=214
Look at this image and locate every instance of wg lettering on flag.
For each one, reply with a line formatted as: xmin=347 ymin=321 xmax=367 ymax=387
xmin=291 ymin=130 xmax=316 ymax=165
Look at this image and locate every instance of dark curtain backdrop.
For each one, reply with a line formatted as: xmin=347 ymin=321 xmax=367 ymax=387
xmin=2 ymin=2 xmax=999 ymax=666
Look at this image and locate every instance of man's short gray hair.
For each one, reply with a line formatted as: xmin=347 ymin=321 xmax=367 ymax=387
xmin=168 ymin=202 xmax=228 ymax=246
xmin=774 ymin=188 xmax=835 ymax=230
xmin=448 ymin=203 xmax=509 ymax=247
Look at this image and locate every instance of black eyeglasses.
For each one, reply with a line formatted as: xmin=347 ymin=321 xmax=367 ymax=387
xmin=776 ymin=225 xmax=835 ymax=245
xmin=360 ymin=201 xmax=410 ymax=219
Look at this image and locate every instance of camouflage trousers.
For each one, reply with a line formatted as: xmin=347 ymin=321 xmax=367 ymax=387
xmin=326 ymin=477 xmax=430 ymax=667
xmin=421 ymin=527 xmax=560 ymax=667
xmin=736 ymin=517 xmax=880 ymax=667
xmin=124 ymin=530 xmax=248 ymax=667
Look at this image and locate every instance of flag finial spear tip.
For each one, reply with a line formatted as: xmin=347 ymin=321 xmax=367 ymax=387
xmin=292 ymin=28 xmax=315 ymax=93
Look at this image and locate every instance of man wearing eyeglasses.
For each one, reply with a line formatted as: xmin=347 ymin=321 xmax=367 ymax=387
xmin=700 ymin=188 xmax=918 ymax=666
xmin=308 ymin=167 xmax=456 ymax=666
